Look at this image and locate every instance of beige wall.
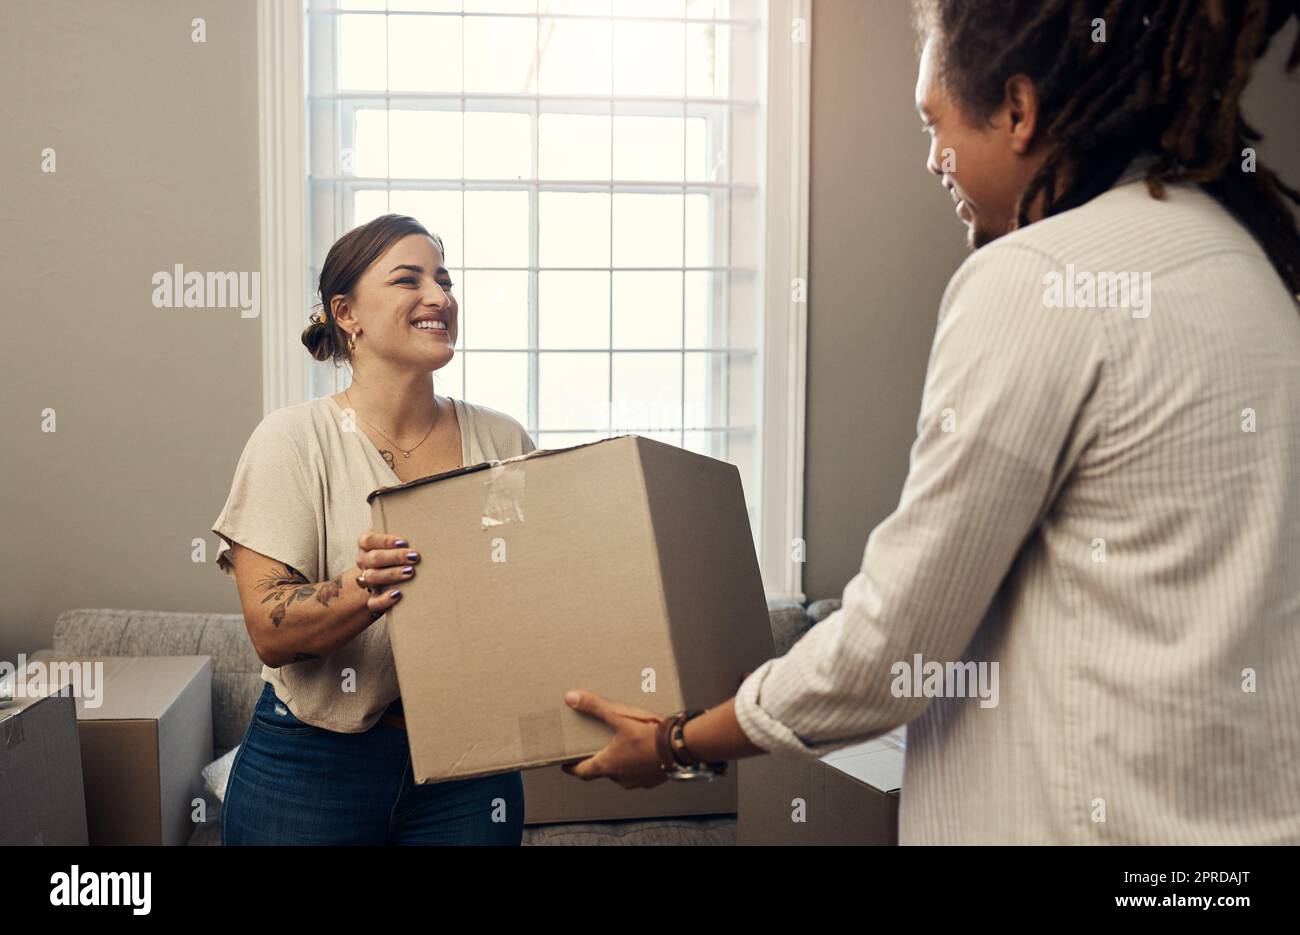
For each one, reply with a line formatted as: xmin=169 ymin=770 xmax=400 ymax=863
xmin=801 ymin=0 xmax=1300 ymax=600
xmin=0 ymin=0 xmax=261 ymax=661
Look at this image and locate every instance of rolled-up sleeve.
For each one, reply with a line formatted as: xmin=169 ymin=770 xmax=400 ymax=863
xmin=735 ymin=242 xmax=1107 ymax=757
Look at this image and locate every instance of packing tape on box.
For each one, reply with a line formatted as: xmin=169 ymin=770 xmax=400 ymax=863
xmin=481 ymin=460 xmax=526 ymax=529
xmin=518 ymin=711 xmax=564 ymax=764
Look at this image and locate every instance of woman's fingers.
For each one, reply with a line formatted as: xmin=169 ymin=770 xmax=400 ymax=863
xmin=366 ymin=586 xmax=403 ymax=621
xmin=356 ymin=562 xmax=416 ymax=589
xmin=356 ymin=530 xmax=417 ymax=621
xmin=355 ymin=530 xmax=421 ymax=572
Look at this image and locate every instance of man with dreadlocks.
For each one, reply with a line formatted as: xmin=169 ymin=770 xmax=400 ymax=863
xmin=561 ymin=1 xmax=1300 ymax=844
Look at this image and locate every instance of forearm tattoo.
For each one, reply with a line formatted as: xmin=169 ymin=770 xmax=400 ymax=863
xmin=255 ymin=563 xmax=344 ymax=628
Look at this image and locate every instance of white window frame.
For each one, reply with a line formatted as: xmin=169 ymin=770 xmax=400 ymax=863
xmin=257 ymin=0 xmax=809 ymax=599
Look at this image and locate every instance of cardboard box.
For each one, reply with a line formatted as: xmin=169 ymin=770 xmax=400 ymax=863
xmin=44 ymin=656 xmax=213 ymax=846
xmin=737 ymin=728 xmax=906 ymax=845
xmin=369 ymin=435 xmax=775 ymax=786
xmin=0 ymin=685 xmax=89 ymax=845
xmin=522 ymin=762 xmax=736 ymax=824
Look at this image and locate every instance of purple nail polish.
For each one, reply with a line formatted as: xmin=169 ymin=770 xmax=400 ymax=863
xmin=394 ymin=539 xmax=409 ymax=548
xmin=406 ymin=551 xmax=419 ymax=562
xmin=401 ymin=566 xmax=414 ymax=576
xmin=390 ymin=590 xmax=402 ymax=599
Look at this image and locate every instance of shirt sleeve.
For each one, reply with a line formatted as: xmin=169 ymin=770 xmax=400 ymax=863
xmin=734 ymin=242 xmax=1107 ymax=757
xmin=211 ymin=410 xmax=321 ymax=581
xmin=518 ymin=424 xmax=537 ymax=456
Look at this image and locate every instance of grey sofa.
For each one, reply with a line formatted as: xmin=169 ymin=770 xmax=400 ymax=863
xmin=33 ymin=598 xmax=840 ymax=845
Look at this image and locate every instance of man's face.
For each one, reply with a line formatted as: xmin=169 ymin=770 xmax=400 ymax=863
xmin=915 ymin=36 xmax=1040 ymax=250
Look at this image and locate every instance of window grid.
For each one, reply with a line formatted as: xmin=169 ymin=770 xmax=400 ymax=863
xmin=308 ymin=0 xmax=762 ymax=485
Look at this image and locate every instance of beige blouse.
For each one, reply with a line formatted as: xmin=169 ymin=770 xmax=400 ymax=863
xmin=212 ymin=394 xmax=535 ymax=732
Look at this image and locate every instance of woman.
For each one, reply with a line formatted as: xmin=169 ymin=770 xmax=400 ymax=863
xmin=211 ymin=213 xmax=533 ymax=845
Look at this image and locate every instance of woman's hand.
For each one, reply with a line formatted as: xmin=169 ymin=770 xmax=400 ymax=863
xmin=355 ymin=530 xmax=421 ymax=621
xmin=560 ymin=689 xmax=669 ymax=789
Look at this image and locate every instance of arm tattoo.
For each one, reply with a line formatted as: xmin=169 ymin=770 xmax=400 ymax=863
xmin=254 ymin=564 xmax=344 ymax=628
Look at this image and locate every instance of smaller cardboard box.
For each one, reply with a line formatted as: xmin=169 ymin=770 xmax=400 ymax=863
xmin=0 ymin=685 xmax=89 ymax=845
xmin=369 ymin=435 xmax=775 ymax=786
xmin=43 ymin=656 xmax=213 ymax=846
xmin=522 ymin=762 xmax=736 ymax=824
xmin=737 ymin=728 xmax=906 ymax=845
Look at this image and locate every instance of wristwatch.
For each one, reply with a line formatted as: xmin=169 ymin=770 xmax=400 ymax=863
xmin=654 ymin=709 xmax=728 ymax=781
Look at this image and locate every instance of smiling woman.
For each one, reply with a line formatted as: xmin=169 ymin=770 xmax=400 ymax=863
xmin=212 ymin=212 xmax=536 ymax=845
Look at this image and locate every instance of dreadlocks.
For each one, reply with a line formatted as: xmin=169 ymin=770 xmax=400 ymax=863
xmin=912 ymin=0 xmax=1300 ymax=298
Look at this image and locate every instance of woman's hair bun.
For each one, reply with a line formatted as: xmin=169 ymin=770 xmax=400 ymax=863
xmin=301 ymin=312 xmax=334 ymax=363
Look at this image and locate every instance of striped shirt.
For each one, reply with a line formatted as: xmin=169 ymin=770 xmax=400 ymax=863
xmin=734 ymin=165 xmax=1300 ymax=844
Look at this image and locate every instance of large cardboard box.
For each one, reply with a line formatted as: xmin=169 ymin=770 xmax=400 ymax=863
xmin=368 ymin=435 xmax=775 ymax=787
xmin=44 ymin=656 xmax=213 ymax=846
xmin=0 ymin=685 xmax=89 ymax=845
xmin=737 ymin=728 xmax=906 ymax=845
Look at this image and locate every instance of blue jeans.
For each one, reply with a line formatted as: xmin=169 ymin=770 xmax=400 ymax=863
xmin=222 ymin=682 xmax=524 ymax=845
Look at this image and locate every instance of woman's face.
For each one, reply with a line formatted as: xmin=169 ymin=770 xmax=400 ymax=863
xmin=335 ymin=233 xmax=459 ymax=372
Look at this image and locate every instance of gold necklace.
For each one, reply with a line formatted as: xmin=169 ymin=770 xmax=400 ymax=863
xmin=344 ymin=388 xmax=439 ymax=462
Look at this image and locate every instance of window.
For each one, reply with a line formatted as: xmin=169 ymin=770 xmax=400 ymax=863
xmin=261 ymin=0 xmax=809 ymax=597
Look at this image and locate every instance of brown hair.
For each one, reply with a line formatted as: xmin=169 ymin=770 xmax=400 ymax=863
xmin=912 ymin=0 xmax=1300 ymax=296
xmin=302 ymin=213 xmax=447 ymax=364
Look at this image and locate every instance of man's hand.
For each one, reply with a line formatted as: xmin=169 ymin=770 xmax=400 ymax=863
xmin=561 ymin=689 xmax=668 ymax=790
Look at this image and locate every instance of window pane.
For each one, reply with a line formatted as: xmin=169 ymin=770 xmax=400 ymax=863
xmin=386 ymin=1 xmax=459 ymax=10
xmin=613 ymin=352 xmax=681 ymax=431
xmin=353 ymin=109 xmax=389 ymax=178
xmin=463 ymin=352 xmax=529 ymax=425
xmin=464 ymin=0 xmax=538 ymax=13
xmin=464 ymin=16 xmax=537 ymax=93
xmin=464 ymin=112 xmax=530 ymax=180
xmin=613 ymin=0 xmax=686 ymax=17
xmin=354 ymin=189 xmax=390 ymax=224
xmin=539 ymin=271 xmax=609 ymax=348
xmin=613 ymin=113 xmax=685 ymax=182
xmin=683 ymin=429 xmax=726 ymax=460
xmin=613 ymin=21 xmax=685 ymax=96
xmin=387 ymin=191 xmax=463 ymax=257
xmin=685 ymin=191 xmax=713 ymax=267
xmin=539 ymin=113 xmax=611 ymax=181
xmin=539 ymin=352 xmax=610 ymax=429
xmin=684 ymin=102 xmax=727 ymax=182
xmin=435 ymin=348 xmax=465 ymax=400
xmin=538 ymin=20 xmax=611 ymax=96
xmin=687 ymin=23 xmax=727 ymax=97
xmin=612 ymin=271 xmax=682 ymax=348
xmin=387 ymin=15 xmax=462 ymax=92
xmin=613 ymin=193 xmax=683 ymax=268
xmin=683 ymin=350 xmax=720 ymax=427
xmin=388 ymin=110 xmax=464 ymax=178
xmin=464 ymin=191 xmax=529 ymax=267
xmin=540 ymin=193 xmax=610 ymax=267
xmin=463 ymin=270 xmax=529 ymax=349
xmin=339 ymin=15 xmax=387 ymax=91
xmin=684 ymin=270 xmax=716 ymax=346
xmin=537 ymin=431 xmax=607 ymax=450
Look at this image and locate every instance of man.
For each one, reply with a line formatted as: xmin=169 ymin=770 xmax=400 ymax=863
xmin=563 ymin=0 xmax=1300 ymax=844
